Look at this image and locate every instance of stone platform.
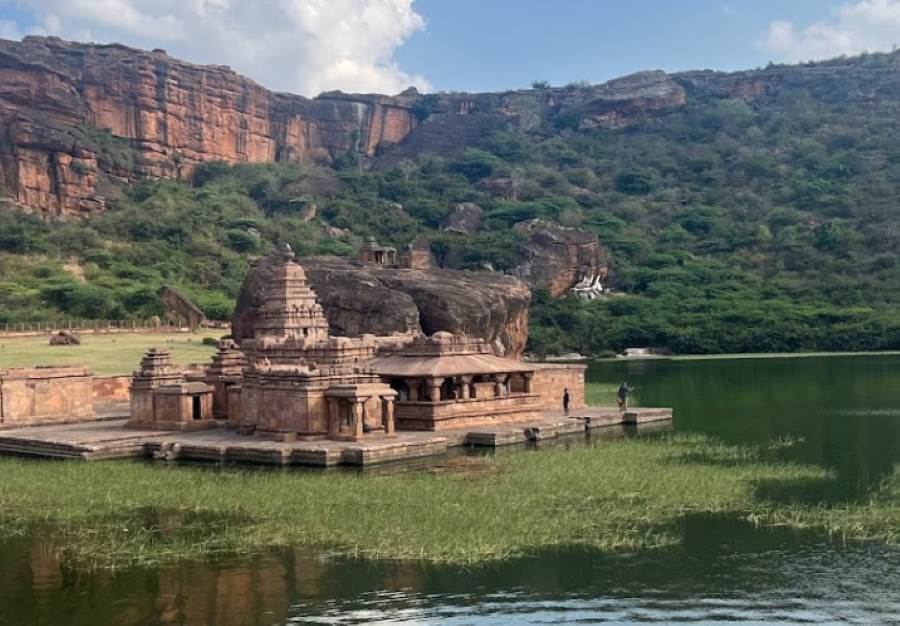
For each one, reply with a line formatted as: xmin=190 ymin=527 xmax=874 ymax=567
xmin=0 ymin=406 xmax=672 ymax=467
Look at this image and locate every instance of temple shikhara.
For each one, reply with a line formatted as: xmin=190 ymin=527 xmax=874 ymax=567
xmin=127 ymin=246 xmax=578 ymax=442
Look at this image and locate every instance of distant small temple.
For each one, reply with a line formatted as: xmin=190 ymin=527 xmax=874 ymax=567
xmin=358 ymin=236 xmax=431 ymax=270
xmin=127 ymin=245 xmax=581 ymax=441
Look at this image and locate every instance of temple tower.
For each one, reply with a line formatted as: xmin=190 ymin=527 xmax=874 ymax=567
xmin=253 ymin=245 xmax=329 ymax=343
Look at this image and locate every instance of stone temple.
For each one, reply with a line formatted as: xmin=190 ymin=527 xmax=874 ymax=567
xmin=127 ymin=245 xmax=584 ymax=441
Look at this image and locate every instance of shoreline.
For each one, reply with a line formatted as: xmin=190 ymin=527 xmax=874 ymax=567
xmin=547 ymin=350 xmax=900 ymax=363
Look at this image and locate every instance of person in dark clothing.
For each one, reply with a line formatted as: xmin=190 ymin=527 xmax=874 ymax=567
xmin=562 ymin=387 xmax=570 ymax=415
xmin=616 ymin=382 xmax=631 ymax=411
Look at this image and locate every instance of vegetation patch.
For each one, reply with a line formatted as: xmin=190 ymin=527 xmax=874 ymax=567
xmin=0 ymin=434 xmax=896 ymax=570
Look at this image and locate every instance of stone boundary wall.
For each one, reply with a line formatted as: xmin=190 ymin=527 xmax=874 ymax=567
xmin=93 ymin=376 xmax=132 ymax=403
xmin=0 ymin=323 xmax=191 ymax=339
xmin=0 ymin=367 xmax=95 ymax=426
xmin=530 ymin=364 xmax=587 ymax=411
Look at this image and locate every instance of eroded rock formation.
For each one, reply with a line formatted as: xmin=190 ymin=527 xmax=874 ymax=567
xmin=440 ymin=202 xmax=482 ymax=234
xmin=512 ymin=219 xmax=610 ymax=297
xmin=232 ymin=254 xmax=531 ymax=358
xmin=0 ymin=36 xmax=690 ymax=218
xmin=0 ymin=36 xmax=419 ymax=217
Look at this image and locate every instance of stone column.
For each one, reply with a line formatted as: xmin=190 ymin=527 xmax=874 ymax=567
xmin=428 ymin=377 xmax=444 ymax=402
xmin=383 ymin=397 xmax=395 ymax=435
xmin=407 ymin=379 xmax=419 ymax=402
xmin=352 ymin=399 xmax=364 ymax=439
xmin=459 ymin=375 xmax=473 ymax=400
xmin=523 ymin=372 xmax=534 ymax=394
xmin=493 ymin=374 xmax=508 ymax=397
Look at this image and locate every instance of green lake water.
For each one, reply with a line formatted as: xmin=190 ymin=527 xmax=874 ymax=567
xmin=2 ymin=354 xmax=900 ymax=625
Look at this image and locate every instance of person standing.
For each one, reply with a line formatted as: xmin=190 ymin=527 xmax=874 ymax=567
xmin=616 ymin=382 xmax=631 ymax=411
xmin=562 ymin=387 xmax=570 ymax=415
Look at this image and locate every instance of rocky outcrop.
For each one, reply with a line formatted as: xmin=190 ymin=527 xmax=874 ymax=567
xmin=440 ymin=202 xmax=482 ymax=234
xmin=0 ymin=36 xmax=420 ymax=217
xmin=512 ymin=219 xmax=610 ymax=297
xmin=231 ymin=254 xmax=531 ymax=358
xmin=15 ymin=38 xmax=888 ymax=218
xmin=0 ymin=36 xmax=692 ymax=218
xmin=569 ymin=71 xmax=686 ymax=129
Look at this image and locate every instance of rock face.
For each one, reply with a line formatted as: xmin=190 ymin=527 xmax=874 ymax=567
xmin=0 ymin=36 xmax=419 ymax=217
xmin=231 ymin=255 xmax=531 ymax=358
xmin=512 ymin=219 xmax=610 ymax=297
xmin=440 ymin=202 xmax=482 ymax=234
xmin=11 ymin=37 xmax=886 ymax=219
xmin=0 ymin=36 xmax=690 ymax=218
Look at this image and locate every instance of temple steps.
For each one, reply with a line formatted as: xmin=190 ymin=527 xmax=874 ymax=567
xmin=0 ymin=407 xmax=672 ymax=467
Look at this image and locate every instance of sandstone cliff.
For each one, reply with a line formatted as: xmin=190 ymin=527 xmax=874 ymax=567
xmin=231 ymin=255 xmax=531 ymax=358
xmin=8 ymin=38 xmax=882 ymax=220
xmin=0 ymin=36 xmax=420 ymax=217
xmin=0 ymin=36 xmax=688 ymax=218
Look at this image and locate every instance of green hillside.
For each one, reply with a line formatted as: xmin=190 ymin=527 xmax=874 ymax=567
xmin=3 ymin=51 xmax=900 ymax=355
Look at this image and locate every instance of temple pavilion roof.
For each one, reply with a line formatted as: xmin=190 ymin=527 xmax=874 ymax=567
xmin=369 ymin=352 xmax=533 ymax=378
xmin=369 ymin=332 xmax=533 ymax=378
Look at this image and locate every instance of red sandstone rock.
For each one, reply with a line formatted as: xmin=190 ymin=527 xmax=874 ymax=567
xmin=0 ymin=37 xmax=419 ymax=218
xmin=512 ymin=219 xmax=611 ymax=297
xmin=231 ymin=254 xmax=531 ymax=358
xmin=0 ymin=36 xmax=693 ymax=218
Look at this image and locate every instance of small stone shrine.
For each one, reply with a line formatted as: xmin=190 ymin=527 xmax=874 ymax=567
xmin=204 ymin=339 xmax=245 ymax=419
xmin=358 ymin=236 xmax=397 ymax=266
xmin=127 ymin=347 xmax=215 ymax=431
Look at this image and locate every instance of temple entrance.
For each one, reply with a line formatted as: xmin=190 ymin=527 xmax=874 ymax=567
xmin=192 ymin=396 xmax=202 ymax=420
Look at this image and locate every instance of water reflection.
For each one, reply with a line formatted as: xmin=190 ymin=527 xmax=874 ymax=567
xmin=3 ymin=519 xmax=899 ymax=626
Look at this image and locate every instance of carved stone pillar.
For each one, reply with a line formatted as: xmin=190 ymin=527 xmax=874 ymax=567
xmin=352 ymin=400 xmax=364 ymax=439
xmin=383 ymin=397 xmax=395 ymax=435
xmin=407 ymin=379 xmax=419 ymax=402
xmin=459 ymin=375 xmax=473 ymax=400
xmin=493 ymin=374 xmax=508 ymax=397
xmin=429 ymin=377 xmax=444 ymax=402
xmin=523 ymin=372 xmax=534 ymax=394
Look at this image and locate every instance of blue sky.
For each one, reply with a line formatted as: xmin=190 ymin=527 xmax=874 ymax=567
xmin=1 ymin=0 xmax=898 ymax=95
xmin=397 ymin=1 xmax=848 ymax=92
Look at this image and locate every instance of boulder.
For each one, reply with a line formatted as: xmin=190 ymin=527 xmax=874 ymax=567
xmin=512 ymin=219 xmax=611 ymax=297
xmin=440 ymin=202 xmax=482 ymax=234
xmin=232 ymin=254 xmax=531 ymax=358
xmin=49 ymin=330 xmax=80 ymax=345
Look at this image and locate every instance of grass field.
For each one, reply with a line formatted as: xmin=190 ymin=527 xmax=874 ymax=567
xmin=0 ymin=434 xmax=896 ymax=570
xmin=0 ymin=330 xmax=224 ymax=376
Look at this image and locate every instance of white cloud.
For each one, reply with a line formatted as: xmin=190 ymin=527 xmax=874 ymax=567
xmin=765 ymin=0 xmax=900 ymax=61
xmin=7 ymin=0 xmax=430 ymax=96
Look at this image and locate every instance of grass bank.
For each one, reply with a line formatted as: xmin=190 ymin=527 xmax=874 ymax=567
xmin=0 ymin=330 xmax=223 ymax=375
xmin=585 ymin=382 xmax=638 ymax=406
xmin=0 ymin=435 xmax=896 ymax=570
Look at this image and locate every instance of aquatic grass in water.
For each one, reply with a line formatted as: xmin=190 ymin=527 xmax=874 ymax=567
xmin=1 ymin=433 xmax=898 ymax=570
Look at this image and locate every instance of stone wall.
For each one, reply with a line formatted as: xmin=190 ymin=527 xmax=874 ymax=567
xmin=529 ymin=364 xmax=586 ymax=411
xmin=0 ymin=367 xmax=94 ymax=426
xmin=92 ymin=376 xmax=132 ymax=402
